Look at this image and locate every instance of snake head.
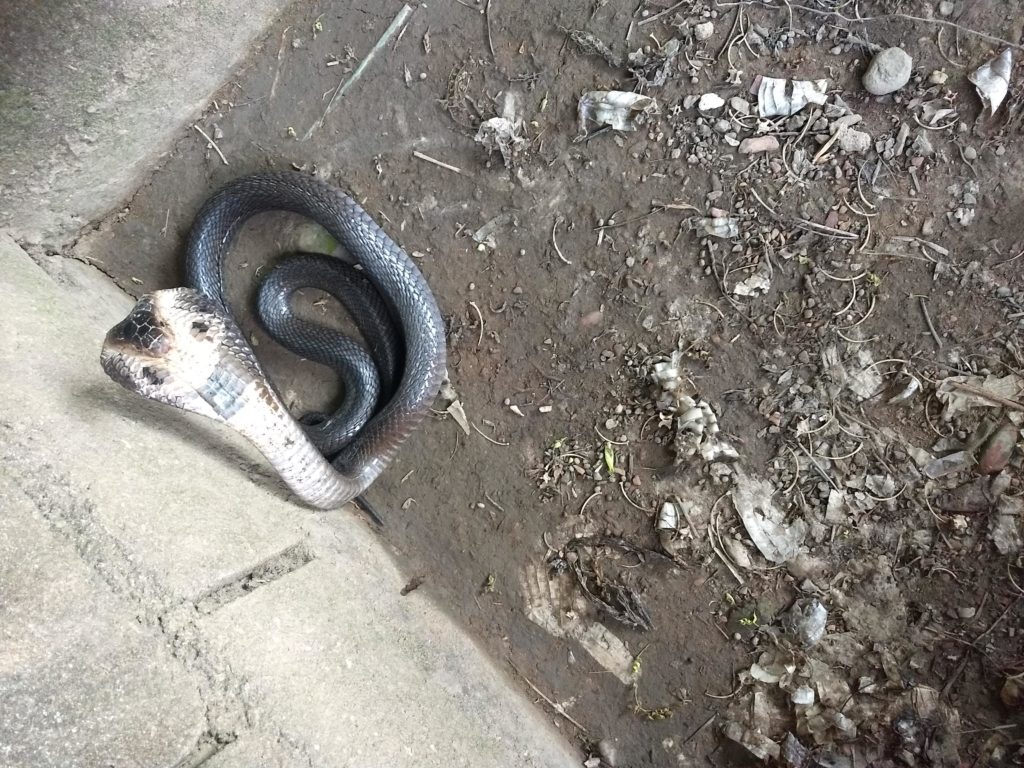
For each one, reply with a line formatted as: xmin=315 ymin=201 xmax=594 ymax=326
xmin=101 ymin=288 xmax=257 ymax=423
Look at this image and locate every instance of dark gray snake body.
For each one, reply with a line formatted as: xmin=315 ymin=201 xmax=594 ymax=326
xmin=101 ymin=172 xmax=447 ymax=509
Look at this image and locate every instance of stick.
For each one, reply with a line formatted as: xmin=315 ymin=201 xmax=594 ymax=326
xmin=507 ymin=659 xmax=588 ymax=733
xmin=683 ymin=714 xmax=717 ymax=745
xmin=472 ymin=423 xmax=510 ymax=446
xmin=714 ymin=0 xmax=1024 ymax=51
xmin=412 ymin=150 xmax=465 ymax=175
xmin=919 ymin=297 xmax=943 ymax=349
xmin=269 ymin=26 xmax=292 ymax=101
xmin=950 ymin=382 xmax=1024 ymax=412
xmin=485 ymin=0 xmax=495 ymax=57
xmin=638 ymin=0 xmax=689 ymax=26
xmin=192 ymin=125 xmax=228 ymax=165
xmin=468 ymin=300 xmax=484 ymax=346
xmin=551 ymin=216 xmax=572 ymax=265
xmin=302 ymin=4 xmax=414 ymax=141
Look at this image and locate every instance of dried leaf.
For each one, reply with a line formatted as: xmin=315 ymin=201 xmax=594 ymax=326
xmin=969 ymin=49 xmax=1012 ymax=116
xmin=732 ymin=470 xmax=806 ymax=563
xmin=603 ymin=441 xmax=616 ymax=475
xmin=990 ymin=495 xmax=1023 ymax=554
xmin=936 ymin=373 xmax=1024 ymax=420
xmin=446 ymin=400 xmax=470 ymax=435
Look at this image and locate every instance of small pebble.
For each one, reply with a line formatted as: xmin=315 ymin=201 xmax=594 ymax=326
xmin=698 ymin=92 xmax=725 ymax=111
xmin=597 ymin=739 xmax=619 ymax=767
xmin=838 ymin=128 xmax=872 ymax=154
xmin=963 ymin=145 xmax=978 ymax=161
xmin=694 ymin=21 xmax=715 ymax=41
xmin=863 ymin=47 xmax=913 ymax=95
xmin=739 ymin=135 xmax=780 ymax=154
xmin=729 ymin=96 xmax=750 ymax=115
xmin=912 ymin=131 xmax=935 ymax=156
xmin=938 ymin=0 xmax=955 ymax=16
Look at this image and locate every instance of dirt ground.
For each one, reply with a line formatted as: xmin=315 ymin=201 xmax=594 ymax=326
xmin=72 ymin=0 xmax=1024 ymax=765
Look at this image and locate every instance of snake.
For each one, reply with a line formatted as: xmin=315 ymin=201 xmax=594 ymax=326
xmin=100 ymin=172 xmax=447 ymax=510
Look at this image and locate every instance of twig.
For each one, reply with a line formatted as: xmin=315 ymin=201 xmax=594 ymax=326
xmin=975 ymin=596 xmax=1020 ymax=643
xmin=595 ymin=425 xmax=629 ymax=445
xmin=269 ymin=26 xmax=292 ymax=101
xmin=507 ymin=659 xmax=588 ymax=734
xmin=942 ymin=652 xmax=970 ymax=697
xmin=795 ymin=218 xmax=859 ymax=240
xmin=192 ymin=125 xmax=228 ymax=165
xmin=748 ymin=187 xmax=780 ymax=218
xmin=713 ymin=0 xmax=1024 ymax=52
xmin=551 ymin=216 xmax=572 ymax=265
xmin=683 ymin=714 xmax=717 ymax=745
xmin=468 ymin=300 xmax=485 ymax=346
xmin=950 ymin=382 xmax=1024 ymax=412
xmin=579 ymin=491 xmax=601 ymax=516
xmin=639 ymin=0 xmax=689 ymax=26
xmin=919 ymin=298 xmax=942 ymax=349
xmin=302 ymin=4 xmax=414 ymax=141
xmin=485 ymin=0 xmax=496 ymax=57
xmin=619 ymin=482 xmax=653 ymax=512
xmin=413 ymin=150 xmax=465 ymax=175
xmin=472 ymin=422 xmax=510 ymax=446
xmin=707 ymin=496 xmax=745 ymax=585
xmin=795 ymin=442 xmax=841 ymax=490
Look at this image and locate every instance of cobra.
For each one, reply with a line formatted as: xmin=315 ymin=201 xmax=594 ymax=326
xmin=100 ymin=172 xmax=447 ymax=510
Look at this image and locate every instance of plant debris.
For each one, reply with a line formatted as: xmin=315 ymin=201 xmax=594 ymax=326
xmin=754 ymin=75 xmax=829 ymax=117
xmin=577 ymin=91 xmax=658 ymax=135
xmin=731 ymin=470 xmax=806 ymax=564
xmin=969 ymin=48 xmax=1013 ymax=116
xmin=474 ymin=91 xmax=527 ymax=167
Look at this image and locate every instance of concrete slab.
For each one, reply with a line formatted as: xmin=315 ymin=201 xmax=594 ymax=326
xmin=200 ymin=553 xmax=580 ymax=768
xmin=0 ymin=232 xmax=307 ymax=604
xmin=0 ymin=470 xmax=205 ymax=767
xmin=0 ymin=0 xmax=286 ymax=246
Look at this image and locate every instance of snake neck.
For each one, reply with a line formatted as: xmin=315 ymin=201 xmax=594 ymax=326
xmin=227 ymin=378 xmax=367 ymax=509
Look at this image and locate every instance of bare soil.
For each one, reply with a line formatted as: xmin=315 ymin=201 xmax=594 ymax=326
xmin=73 ymin=0 xmax=1024 ymax=765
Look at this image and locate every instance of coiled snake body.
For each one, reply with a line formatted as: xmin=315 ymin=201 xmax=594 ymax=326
xmin=100 ymin=172 xmax=447 ymax=509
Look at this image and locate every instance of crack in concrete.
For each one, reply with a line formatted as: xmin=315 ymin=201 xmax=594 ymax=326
xmin=194 ymin=543 xmax=314 ymax=614
xmin=2 ymin=446 xmax=314 ymax=757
